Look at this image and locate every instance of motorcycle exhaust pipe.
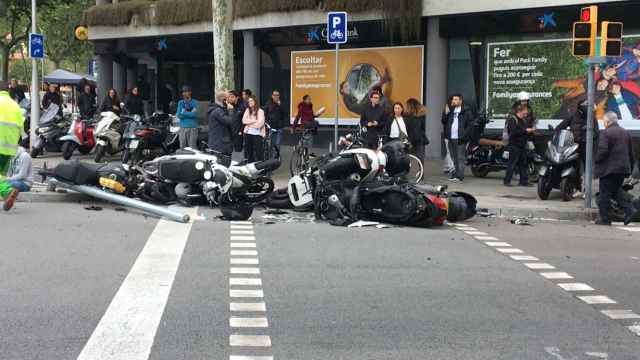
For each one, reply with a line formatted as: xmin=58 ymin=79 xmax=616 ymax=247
xmin=49 ymin=179 xmax=191 ymax=223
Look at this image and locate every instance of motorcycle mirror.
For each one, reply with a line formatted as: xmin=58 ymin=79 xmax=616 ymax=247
xmin=548 ymin=124 xmax=554 ymax=131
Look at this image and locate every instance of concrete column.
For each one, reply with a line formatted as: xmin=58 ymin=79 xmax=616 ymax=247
xmin=126 ymin=64 xmax=136 ymax=90
xmin=424 ymin=17 xmax=449 ymax=159
xmin=96 ymin=0 xmax=111 ymax=4
xmin=113 ymin=61 xmax=125 ymax=96
xmin=96 ymin=54 xmax=113 ymax=99
xmin=242 ymin=30 xmax=259 ymax=97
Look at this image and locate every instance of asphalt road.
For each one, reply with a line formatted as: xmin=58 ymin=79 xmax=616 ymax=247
xmin=1 ymin=202 xmax=640 ymax=360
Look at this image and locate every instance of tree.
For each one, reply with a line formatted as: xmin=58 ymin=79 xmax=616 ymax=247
xmin=212 ymin=0 xmax=234 ymax=91
xmin=40 ymin=0 xmax=94 ymax=71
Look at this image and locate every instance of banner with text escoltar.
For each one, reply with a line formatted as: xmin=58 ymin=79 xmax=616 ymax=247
xmin=290 ymin=46 xmax=424 ymax=125
xmin=486 ymin=35 xmax=640 ymax=131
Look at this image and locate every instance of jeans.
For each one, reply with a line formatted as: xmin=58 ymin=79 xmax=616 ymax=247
xmin=0 ymin=179 xmax=30 ymax=198
xmin=447 ymin=139 xmax=467 ymax=180
xmin=598 ymin=173 xmax=633 ymax=222
xmin=244 ymin=134 xmax=264 ymax=163
xmin=504 ymin=145 xmax=529 ymax=185
xmin=443 ymin=139 xmax=454 ymax=172
xmin=271 ymin=129 xmax=283 ymax=158
xmin=179 ymin=128 xmax=199 ymax=149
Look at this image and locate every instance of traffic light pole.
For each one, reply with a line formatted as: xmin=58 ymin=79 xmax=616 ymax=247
xmin=584 ymin=56 xmax=606 ymax=210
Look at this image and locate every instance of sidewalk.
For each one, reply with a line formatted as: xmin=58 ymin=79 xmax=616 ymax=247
xmin=21 ymin=148 xmax=638 ymax=221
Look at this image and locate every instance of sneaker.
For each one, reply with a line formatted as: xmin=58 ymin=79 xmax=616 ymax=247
xmin=594 ymin=219 xmax=612 ymax=226
xmin=3 ymin=189 xmax=19 ymax=211
xmin=504 ymin=183 xmax=514 ymax=187
xmin=448 ymin=178 xmax=460 ymax=183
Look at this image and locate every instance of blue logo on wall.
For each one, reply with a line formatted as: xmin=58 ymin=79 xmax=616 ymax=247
xmin=538 ymin=12 xmax=557 ymax=29
xmin=306 ymin=27 xmax=321 ymax=42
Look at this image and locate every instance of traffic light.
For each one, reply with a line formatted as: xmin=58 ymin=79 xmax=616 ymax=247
xmin=601 ymin=21 xmax=623 ymax=57
xmin=572 ymin=5 xmax=598 ymax=57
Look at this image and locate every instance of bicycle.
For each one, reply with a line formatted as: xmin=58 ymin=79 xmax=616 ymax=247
xmin=289 ymin=128 xmax=315 ymax=177
xmin=262 ymin=124 xmax=281 ymax=161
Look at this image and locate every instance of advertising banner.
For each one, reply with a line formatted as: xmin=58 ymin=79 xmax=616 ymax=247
xmin=486 ymin=35 xmax=640 ymax=130
xmin=290 ymin=46 xmax=424 ymax=125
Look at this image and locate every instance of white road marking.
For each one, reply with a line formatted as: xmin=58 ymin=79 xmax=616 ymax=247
xmin=230 ymin=335 xmax=272 ymax=347
xmin=577 ymin=295 xmax=617 ymax=305
xmin=585 ymin=352 xmax=609 ymax=359
xmin=231 ymin=250 xmax=259 ymax=256
xmin=460 ymin=227 xmax=478 ymax=231
xmin=230 ymin=289 xmax=264 ymax=298
xmin=524 ymin=263 xmax=556 ymax=270
xmin=600 ymin=310 xmax=640 ymax=319
xmin=231 ymin=236 xmax=257 ymax=241
xmin=628 ymin=325 xmax=640 ymax=336
xmin=510 ymin=255 xmax=540 ymax=261
xmin=230 ymin=302 xmax=267 ymax=312
xmin=231 ymin=258 xmax=259 ymax=265
xmin=231 ymin=268 xmax=261 ymax=275
xmin=230 ymin=226 xmax=255 ymax=231
xmin=230 ymin=278 xmax=263 ymax=286
xmin=485 ymin=241 xmax=511 ymax=247
xmin=475 ymin=236 xmax=499 ymax=241
xmin=231 ymin=243 xmax=257 ymax=248
xmin=231 ymin=230 xmax=255 ymax=235
xmin=77 ymin=215 xmax=195 ymax=360
xmin=230 ymin=356 xmax=274 ymax=360
xmin=540 ymin=272 xmax=574 ymax=280
xmin=557 ymin=283 xmax=595 ymax=291
xmin=464 ymin=231 xmax=488 ymax=236
xmin=229 ymin=317 xmax=269 ymax=328
xmin=618 ymin=227 xmax=640 ymax=232
xmin=451 ymin=223 xmax=470 ymax=227
xmin=496 ymin=248 xmax=524 ymax=254
xmin=230 ymin=221 xmax=253 ymax=225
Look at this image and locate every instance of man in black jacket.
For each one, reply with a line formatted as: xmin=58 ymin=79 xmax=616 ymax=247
xmin=360 ymin=92 xmax=386 ymax=149
xmin=594 ymin=112 xmax=637 ymax=226
xmin=207 ymin=90 xmax=236 ymax=162
xmin=78 ymin=84 xmax=96 ymax=119
xmin=555 ymin=103 xmax=599 ymax=175
xmin=441 ymin=94 xmax=474 ymax=182
xmin=8 ymin=79 xmax=25 ymax=103
xmin=504 ymin=104 xmax=536 ymax=187
xmin=263 ymin=90 xmax=287 ymax=159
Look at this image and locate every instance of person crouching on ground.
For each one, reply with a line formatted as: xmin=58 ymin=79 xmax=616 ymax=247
xmin=0 ymin=145 xmax=33 ymax=211
xmin=594 ymin=112 xmax=637 ymax=226
xmin=504 ymin=104 xmax=536 ymax=187
xmin=0 ymin=80 xmax=26 ymax=211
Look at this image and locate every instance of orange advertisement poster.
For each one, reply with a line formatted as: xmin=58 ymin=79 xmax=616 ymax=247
xmin=290 ymin=46 xmax=424 ymax=125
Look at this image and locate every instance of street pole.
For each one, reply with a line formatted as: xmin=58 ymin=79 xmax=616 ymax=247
xmin=584 ymin=56 xmax=606 ymax=209
xmin=29 ymin=0 xmax=39 ymax=152
xmin=334 ymin=43 xmax=339 ymax=152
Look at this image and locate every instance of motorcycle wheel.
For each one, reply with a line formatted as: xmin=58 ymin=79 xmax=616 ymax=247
xmin=471 ymin=165 xmax=490 ymax=178
xmin=246 ymin=177 xmax=275 ymax=204
xmin=266 ymin=188 xmax=293 ymax=209
xmin=30 ymin=147 xmax=42 ymax=159
xmin=537 ymin=176 xmax=551 ymax=200
xmin=528 ymin=162 xmax=540 ymax=183
xmin=94 ymin=145 xmax=106 ymax=163
xmin=560 ymin=178 xmax=574 ymax=202
xmin=61 ymin=142 xmax=75 ymax=160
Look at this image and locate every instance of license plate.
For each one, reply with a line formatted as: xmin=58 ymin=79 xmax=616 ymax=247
xmin=129 ymin=140 xmax=139 ymax=149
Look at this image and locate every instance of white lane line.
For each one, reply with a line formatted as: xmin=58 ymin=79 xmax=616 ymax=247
xmin=540 ymin=272 xmax=574 ymax=280
xmin=229 ymin=317 xmax=269 ymax=328
xmin=230 ymin=356 xmax=274 ymax=360
xmin=231 ymin=236 xmax=256 ymax=241
xmin=77 ymin=216 xmax=195 ymax=360
xmin=231 ymin=243 xmax=257 ymax=248
xmin=460 ymin=227 xmax=478 ymax=231
xmin=464 ymin=231 xmax=489 ymax=236
xmin=230 ymin=268 xmax=261 ymax=275
xmin=230 ymin=221 xmax=253 ymax=225
xmin=230 ymin=278 xmax=263 ymax=286
xmin=451 ymin=223 xmax=470 ymax=227
xmin=231 ymin=258 xmax=259 ymax=265
xmin=496 ymin=248 xmax=524 ymax=254
xmin=230 ymin=302 xmax=267 ymax=312
xmin=230 ymin=289 xmax=264 ymax=298
xmin=510 ymin=255 xmax=540 ymax=261
xmin=524 ymin=263 xmax=556 ymax=270
xmin=231 ymin=230 xmax=255 ymax=235
xmin=230 ymin=227 xmax=255 ymax=231
xmin=628 ymin=325 xmax=640 ymax=336
xmin=231 ymin=250 xmax=259 ymax=256
xmin=577 ymin=295 xmax=617 ymax=305
xmin=475 ymin=236 xmax=499 ymax=241
xmin=230 ymin=335 xmax=272 ymax=347
xmin=485 ymin=242 xmax=512 ymax=247
xmin=557 ymin=283 xmax=595 ymax=291
xmin=618 ymin=227 xmax=640 ymax=232
xmin=601 ymin=310 xmax=640 ymax=319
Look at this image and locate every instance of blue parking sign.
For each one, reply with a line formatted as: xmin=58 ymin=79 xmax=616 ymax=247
xmin=327 ymin=12 xmax=347 ymax=44
xmin=30 ymin=33 xmax=44 ymax=59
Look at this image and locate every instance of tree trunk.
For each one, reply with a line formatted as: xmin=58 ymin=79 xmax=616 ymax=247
xmin=212 ymin=0 xmax=234 ymax=91
xmin=0 ymin=45 xmax=9 ymax=82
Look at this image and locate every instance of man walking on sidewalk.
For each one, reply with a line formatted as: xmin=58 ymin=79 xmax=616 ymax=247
xmin=441 ymin=94 xmax=474 ymax=182
xmin=595 ymin=112 xmax=637 ymax=226
xmin=0 ymin=81 xmax=25 ymax=211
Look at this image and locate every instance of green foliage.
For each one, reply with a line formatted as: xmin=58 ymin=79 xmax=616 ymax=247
xmin=40 ymin=0 xmax=94 ymax=69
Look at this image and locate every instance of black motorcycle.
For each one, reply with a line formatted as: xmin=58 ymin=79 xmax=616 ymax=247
xmin=537 ymin=129 xmax=581 ymax=201
xmin=596 ymin=179 xmax=640 ymax=223
xmin=122 ymin=112 xmax=179 ymax=165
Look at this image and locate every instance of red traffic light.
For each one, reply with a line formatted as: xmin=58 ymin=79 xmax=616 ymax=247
xmin=581 ymin=8 xmax=591 ymax=22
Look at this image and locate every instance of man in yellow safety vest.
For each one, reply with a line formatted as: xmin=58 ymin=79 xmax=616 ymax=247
xmin=0 ymin=81 xmax=26 ymax=211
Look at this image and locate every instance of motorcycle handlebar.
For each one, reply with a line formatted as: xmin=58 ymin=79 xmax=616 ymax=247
xmin=254 ymin=159 xmax=281 ymax=172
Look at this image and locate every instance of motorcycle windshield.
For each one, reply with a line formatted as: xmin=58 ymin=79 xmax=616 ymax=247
xmin=551 ymin=130 xmax=575 ymax=153
xmin=40 ymin=104 xmax=60 ymax=125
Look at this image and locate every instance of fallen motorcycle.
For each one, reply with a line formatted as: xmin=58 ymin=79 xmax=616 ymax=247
xmin=272 ymin=139 xmax=477 ymax=227
xmin=596 ymin=178 xmax=640 ymax=223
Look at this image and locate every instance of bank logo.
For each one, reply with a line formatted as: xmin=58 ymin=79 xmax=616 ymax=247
xmin=306 ymin=27 xmax=321 ymax=43
xmin=538 ymin=12 xmax=557 ymax=29
xmin=304 ymin=26 xmax=359 ymax=43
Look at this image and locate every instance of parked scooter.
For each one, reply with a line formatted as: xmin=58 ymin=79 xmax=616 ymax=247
xmin=59 ymin=113 xmax=97 ymax=160
xmin=537 ymin=129 xmax=581 ymax=201
xmin=121 ymin=112 xmax=178 ymax=165
xmin=30 ymin=104 xmax=71 ymax=158
xmin=94 ymin=111 xmax=132 ymax=163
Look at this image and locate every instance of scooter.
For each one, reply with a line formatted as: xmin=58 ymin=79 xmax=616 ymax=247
xmin=537 ymin=129 xmax=581 ymax=201
xmin=30 ymin=104 xmax=71 ymax=158
xmin=59 ymin=114 xmax=97 ymax=160
xmin=94 ymin=111 xmax=132 ymax=163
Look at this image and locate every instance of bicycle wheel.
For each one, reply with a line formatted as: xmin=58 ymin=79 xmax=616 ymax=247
xmin=289 ymin=146 xmax=303 ymax=177
xmin=263 ymin=135 xmax=272 ymax=160
xmin=407 ymin=155 xmax=424 ymax=183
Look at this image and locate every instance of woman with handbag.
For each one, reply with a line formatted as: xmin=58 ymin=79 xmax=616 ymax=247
xmin=388 ymin=102 xmax=410 ymax=144
xmin=405 ymin=98 xmax=429 ymax=162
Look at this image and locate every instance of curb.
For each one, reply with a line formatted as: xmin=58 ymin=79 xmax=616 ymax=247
xmin=17 ymin=191 xmax=92 ymax=203
xmin=484 ymin=205 xmax=598 ymax=221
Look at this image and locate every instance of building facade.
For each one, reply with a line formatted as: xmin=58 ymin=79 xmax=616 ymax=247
xmin=87 ymin=0 xmax=633 ymax=157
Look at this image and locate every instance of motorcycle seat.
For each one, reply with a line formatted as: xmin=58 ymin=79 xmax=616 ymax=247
xmin=479 ymin=138 xmax=504 ymax=147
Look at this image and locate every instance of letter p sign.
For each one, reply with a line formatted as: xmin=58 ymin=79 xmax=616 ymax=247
xmin=327 ymin=12 xmax=348 ymax=44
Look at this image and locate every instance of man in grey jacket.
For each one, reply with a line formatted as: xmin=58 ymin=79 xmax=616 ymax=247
xmin=0 ymin=145 xmax=33 ymax=211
